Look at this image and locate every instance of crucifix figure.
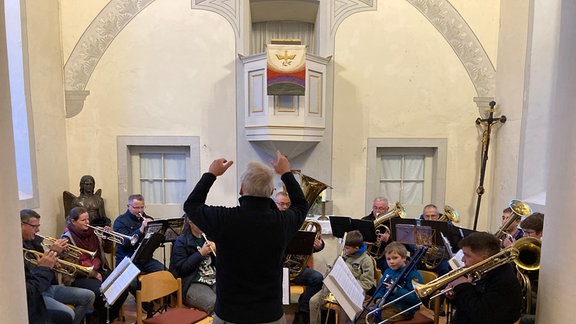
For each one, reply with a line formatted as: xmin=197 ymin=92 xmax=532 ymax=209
xmin=473 ymin=100 xmax=507 ymax=230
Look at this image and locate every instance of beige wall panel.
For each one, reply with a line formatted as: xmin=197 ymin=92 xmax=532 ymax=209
xmin=331 ymin=0 xmax=500 ymax=230
xmin=26 ymin=0 xmax=70 ymax=235
xmin=60 ymin=0 xmax=111 ymax=58
xmin=64 ymin=0 xmax=237 ymax=219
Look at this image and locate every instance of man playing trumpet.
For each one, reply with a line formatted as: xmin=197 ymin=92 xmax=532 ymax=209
xmin=21 ymin=209 xmax=95 ymax=324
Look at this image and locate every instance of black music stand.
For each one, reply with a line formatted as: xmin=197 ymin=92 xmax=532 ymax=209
xmin=147 ymin=217 xmax=185 ymax=242
xmin=285 ymin=231 xmax=317 ymax=255
xmin=328 ymin=216 xmax=377 ymax=243
xmin=132 ymin=232 xmax=165 ymax=264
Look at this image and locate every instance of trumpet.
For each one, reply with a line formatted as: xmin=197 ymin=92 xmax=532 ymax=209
xmin=87 ymin=225 xmax=139 ymax=245
xmin=36 ymin=234 xmax=96 ymax=259
xmin=24 ymin=248 xmax=94 ymax=276
xmin=201 ymin=233 xmax=217 ymax=256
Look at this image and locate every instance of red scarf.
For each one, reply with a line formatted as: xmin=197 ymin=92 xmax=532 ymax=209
xmin=66 ymin=224 xmax=102 ymax=271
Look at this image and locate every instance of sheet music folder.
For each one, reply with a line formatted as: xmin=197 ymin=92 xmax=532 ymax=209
xmin=328 ymin=216 xmax=377 ymax=242
xmin=101 ymin=257 xmax=140 ymax=305
xmin=285 ymin=230 xmax=316 ymax=255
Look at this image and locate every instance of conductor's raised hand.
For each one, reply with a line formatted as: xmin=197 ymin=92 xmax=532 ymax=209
xmin=209 ymin=158 xmax=234 ymax=177
xmin=270 ymin=150 xmax=291 ymax=175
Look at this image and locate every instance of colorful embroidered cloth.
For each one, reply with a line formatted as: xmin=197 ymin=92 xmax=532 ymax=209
xmin=267 ymin=44 xmax=306 ymax=96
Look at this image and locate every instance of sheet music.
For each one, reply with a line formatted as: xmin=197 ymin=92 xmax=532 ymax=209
xmin=101 ymin=257 xmax=141 ymax=305
xmin=323 ymin=256 xmax=364 ymax=319
xmin=282 ymin=267 xmax=289 ymax=305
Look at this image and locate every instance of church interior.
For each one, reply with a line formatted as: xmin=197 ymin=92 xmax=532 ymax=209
xmin=2 ymin=0 xmax=575 ymax=323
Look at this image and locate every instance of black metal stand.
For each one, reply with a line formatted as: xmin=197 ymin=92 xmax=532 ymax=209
xmin=473 ymin=101 xmax=506 ymax=230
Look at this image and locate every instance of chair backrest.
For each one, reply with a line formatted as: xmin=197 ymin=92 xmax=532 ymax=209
xmin=137 ymin=271 xmax=182 ymax=304
xmin=371 ymin=256 xmax=382 ymax=283
xmin=417 ymin=270 xmax=438 ymax=284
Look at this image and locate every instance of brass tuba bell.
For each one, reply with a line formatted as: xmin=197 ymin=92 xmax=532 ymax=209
xmin=292 ymin=170 xmax=330 ymax=212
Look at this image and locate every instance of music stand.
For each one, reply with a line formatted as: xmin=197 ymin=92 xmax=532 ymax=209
xmin=146 ymin=217 xmax=185 ymax=242
xmin=328 ymin=216 xmax=377 ymax=243
xmin=285 ymin=230 xmax=317 ymax=255
xmin=131 ymin=232 xmax=165 ymax=264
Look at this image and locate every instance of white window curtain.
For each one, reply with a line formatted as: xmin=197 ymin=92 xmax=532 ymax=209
xmin=380 ymin=155 xmax=425 ymax=204
xmin=140 ymin=153 xmax=187 ymax=204
xmin=251 ymin=21 xmax=316 ymax=55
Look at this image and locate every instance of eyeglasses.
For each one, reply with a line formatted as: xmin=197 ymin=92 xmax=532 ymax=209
xmin=277 ymin=202 xmax=291 ymax=206
xmin=128 ymin=205 xmax=146 ymax=210
xmin=523 ymin=230 xmax=537 ymax=236
xmin=22 ymin=222 xmax=40 ymax=229
xmin=373 ymin=206 xmax=388 ymax=211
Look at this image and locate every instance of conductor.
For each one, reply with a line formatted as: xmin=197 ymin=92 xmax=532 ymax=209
xmin=184 ymin=151 xmax=308 ymax=324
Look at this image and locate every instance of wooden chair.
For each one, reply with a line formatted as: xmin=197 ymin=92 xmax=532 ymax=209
xmin=135 ymin=271 xmax=209 ymax=324
xmin=394 ymin=270 xmax=438 ymax=324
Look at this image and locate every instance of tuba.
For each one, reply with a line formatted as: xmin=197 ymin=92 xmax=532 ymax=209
xmin=368 ymin=202 xmax=407 ymax=259
xmin=495 ymin=199 xmax=532 ymax=244
xmin=284 ymin=219 xmax=322 ymax=279
xmin=283 ymin=171 xmax=329 ymax=280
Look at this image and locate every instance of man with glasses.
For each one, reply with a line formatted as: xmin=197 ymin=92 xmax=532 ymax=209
xmin=21 ymin=209 xmax=95 ymax=324
xmin=362 ymin=197 xmax=391 ymax=271
xmin=113 ymin=194 xmax=164 ymax=272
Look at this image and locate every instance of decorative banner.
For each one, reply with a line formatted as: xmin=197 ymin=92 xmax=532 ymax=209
xmin=266 ymin=44 xmax=306 ymax=96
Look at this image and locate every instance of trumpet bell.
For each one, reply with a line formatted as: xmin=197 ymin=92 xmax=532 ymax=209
xmin=442 ymin=205 xmax=460 ymax=223
xmin=513 ymin=237 xmax=541 ymax=271
xmin=510 ymin=199 xmax=532 ymax=217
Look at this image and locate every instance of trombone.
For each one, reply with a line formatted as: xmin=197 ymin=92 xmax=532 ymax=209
xmin=87 ymin=225 xmax=139 ymax=245
xmin=23 ymin=248 xmax=94 ymax=276
xmin=367 ymin=237 xmax=541 ymax=323
xmin=36 ymin=234 xmax=96 ymax=260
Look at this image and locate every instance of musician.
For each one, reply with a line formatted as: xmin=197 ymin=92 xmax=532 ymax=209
xmin=183 ymin=151 xmax=308 ymax=324
xmin=373 ymin=242 xmax=423 ymax=322
xmin=21 ymin=209 xmax=95 ymax=324
xmin=445 ymin=232 xmax=522 ymax=324
xmin=113 ymin=194 xmax=164 ymax=272
xmin=309 ymin=230 xmax=375 ymax=324
xmin=362 ymin=197 xmax=391 ymax=271
xmin=414 ymin=204 xmax=453 ymax=276
xmin=275 ymin=191 xmax=324 ymax=324
xmin=501 ymin=207 xmax=524 ymax=248
xmin=519 ymin=212 xmax=544 ymax=324
xmin=169 ymin=214 xmax=217 ymax=314
xmin=61 ymin=207 xmax=128 ymax=323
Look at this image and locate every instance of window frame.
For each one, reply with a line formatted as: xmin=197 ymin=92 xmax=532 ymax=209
xmin=366 ymin=138 xmax=447 ymax=216
xmin=117 ymin=136 xmax=200 ymax=215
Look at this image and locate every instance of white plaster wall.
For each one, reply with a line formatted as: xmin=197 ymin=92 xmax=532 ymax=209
xmin=490 ymin=0 xmax=531 ymax=231
xmin=25 ymin=0 xmax=71 ymax=234
xmin=331 ymin=0 xmax=500 ymax=230
xmin=63 ymin=0 xmax=237 ymax=218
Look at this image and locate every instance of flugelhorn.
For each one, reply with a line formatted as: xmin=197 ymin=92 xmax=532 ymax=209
xmin=23 ymin=248 xmax=94 ymax=276
xmin=372 ymin=237 xmax=540 ymax=323
xmin=87 ymin=225 xmax=139 ymax=245
xmin=36 ymin=234 xmax=96 ymax=259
